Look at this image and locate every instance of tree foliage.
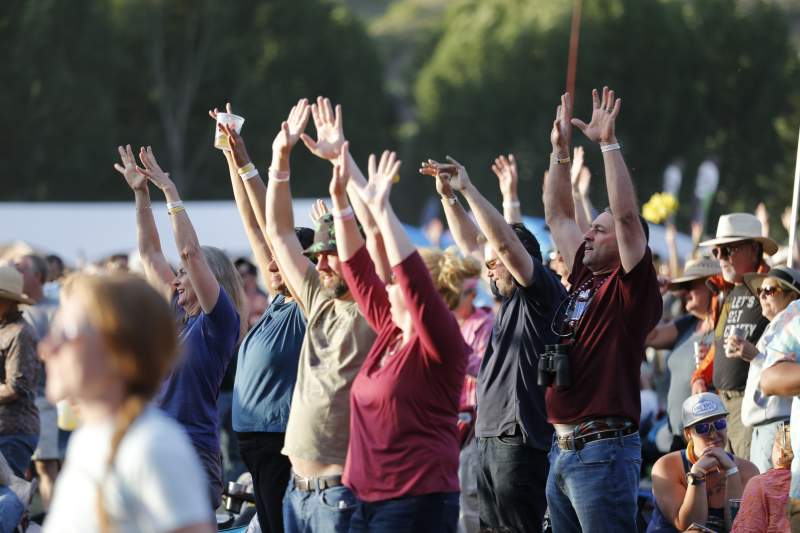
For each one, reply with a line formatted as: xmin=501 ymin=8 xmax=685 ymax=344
xmin=0 ymin=0 xmax=395 ymax=201
xmin=410 ymin=0 xmax=800 ymax=237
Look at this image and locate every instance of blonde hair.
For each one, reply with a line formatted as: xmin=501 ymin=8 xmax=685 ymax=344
xmin=418 ymin=247 xmax=482 ymax=310
xmin=61 ymin=273 xmax=179 ymax=532
xmin=201 ymin=246 xmax=246 ymax=340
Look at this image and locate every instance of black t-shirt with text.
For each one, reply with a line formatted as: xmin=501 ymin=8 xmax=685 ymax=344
xmin=712 ymin=283 xmax=769 ymax=391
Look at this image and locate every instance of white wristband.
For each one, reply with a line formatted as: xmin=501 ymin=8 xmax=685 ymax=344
xmin=268 ymin=167 xmax=290 ymax=182
xmin=332 ymin=206 xmax=354 ymax=220
xmin=601 ymin=143 xmax=621 ymax=153
xmin=503 ymin=200 xmax=520 ymax=209
xmin=166 ymin=200 xmax=183 ymax=211
xmin=725 ymin=466 xmax=739 ymax=478
xmin=240 ymin=168 xmax=260 ymax=181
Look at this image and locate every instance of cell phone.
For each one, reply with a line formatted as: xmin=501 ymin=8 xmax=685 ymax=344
xmin=686 ymin=523 xmax=716 ymax=533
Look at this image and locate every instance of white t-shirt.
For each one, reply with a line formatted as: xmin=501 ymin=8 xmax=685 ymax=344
xmin=44 ymin=406 xmax=211 ymax=533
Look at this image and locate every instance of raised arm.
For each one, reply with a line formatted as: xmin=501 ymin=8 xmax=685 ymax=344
xmin=210 ymin=104 xmax=275 ymax=295
xmin=300 ymin=97 xmax=392 ymax=282
xmin=492 ymin=154 xmax=522 ymax=224
xmin=114 ymin=145 xmax=174 ymax=300
xmin=543 ymin=93 xmax=584 ymax=272
xmin=419 ymin=162 xmax=484 ymax=261
xmin=137 ymin=146 xmax=220 ymax=314
xmin=265 ymin=100 xmax=314 ymax=297
xmin=572 ymin=87 xmax=646 ymax=273
xmin=434 ymin=156 xmax=536 ymax=288
xmin=354 ymin=151 xmax=464 ymax=360
xmin=570 ymin=146 xmax=593 ymax=233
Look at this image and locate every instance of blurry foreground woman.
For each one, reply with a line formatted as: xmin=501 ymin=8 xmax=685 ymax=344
xmin=42 ymin=273 xmax=213 ymax=533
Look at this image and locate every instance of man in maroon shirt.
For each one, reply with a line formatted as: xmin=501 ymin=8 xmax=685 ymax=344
xmin=542 ymin=87 xmax=662 ymax=532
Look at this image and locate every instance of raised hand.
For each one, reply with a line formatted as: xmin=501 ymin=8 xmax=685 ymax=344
xmin=114 ymin=144 xmax=148 ymax=191
xmin=419 ymin=159 xmax=455 ymax=197
xmin=329 ymin=141 xmax=352 ymax=198
xmin=550 ymin=92 xmax=573 ymax=152
xmin=492 ymin=154 xmax=518 ymax=198
xmin=300 ymin=96 xmax=344 ymax=161
xmin=272 ymin=98 xmax=311 ymax=156
xmin=571 ymin=87 xmax=621 ymax=144
xmin=137 ymin=146 xmax=175 ymax=192
xmin=310 ymin=198 xmax=330 ymax=227
xmin=419 ymin=157 xmax=471 ymax=192
xmin=354 ymin=150 xmax=401 ymax=211
xmin=210 ymin=103 xmax=252 ymax=168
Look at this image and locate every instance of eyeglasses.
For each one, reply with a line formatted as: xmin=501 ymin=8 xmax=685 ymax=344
xmin=711 ymin=243 xmax=745 ymax=260
xmin=485 ymin=258 xmax=498 ymax=270
xmin=692 ymin=418 xmax=727 ymax=435
xmin=758 ymin=286 xmax=783 ymax=297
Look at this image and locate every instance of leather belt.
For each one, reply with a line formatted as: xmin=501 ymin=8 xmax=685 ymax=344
xmin=292 ymin=472 xmax=343 ymax=492
xmin=556 ymin=425 xmax=637 ymax=451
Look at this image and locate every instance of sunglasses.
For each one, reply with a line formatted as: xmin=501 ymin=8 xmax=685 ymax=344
xmin=758 ymin=286 xmax=783 ymax=297
xmin=485 ymin=258 xmax=499 ymax=270
xmin=711 ymin=243 xmax=746 ymax=260
xmin=692 ymin=418 xmax=727 ymax=435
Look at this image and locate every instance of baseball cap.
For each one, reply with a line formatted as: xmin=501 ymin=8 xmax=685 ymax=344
xmin=682 ymin=393 xmax=728 ymax=428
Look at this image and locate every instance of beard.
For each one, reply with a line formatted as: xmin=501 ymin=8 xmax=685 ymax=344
xmin=321 ymin=277 xmax=349 ymax=299
xmin=491 ymin=275 xmax=515 ymax=298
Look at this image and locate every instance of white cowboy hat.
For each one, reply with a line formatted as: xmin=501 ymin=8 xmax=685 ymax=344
xmin=0 ymin=266 xmax=34 ymax=305
xmin=698 ymin=213 xmax=779 ymax=256
xmin=667 ymin=257 xmax=722 ymax=290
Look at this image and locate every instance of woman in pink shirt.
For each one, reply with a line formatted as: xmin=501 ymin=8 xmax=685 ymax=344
xmin=329 ymin=145 xmax=468 ymax=532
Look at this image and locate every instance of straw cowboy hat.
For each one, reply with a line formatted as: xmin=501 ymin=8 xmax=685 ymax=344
xmin=743 ymin=265 xmax=800 ymax=299
xmin=0 ymin=266 xmax=34 ymax=305
xmin=698 ymin=213 xmax=779 ymax=256
xmin=667 ymin=257 xmax=722 ymax=291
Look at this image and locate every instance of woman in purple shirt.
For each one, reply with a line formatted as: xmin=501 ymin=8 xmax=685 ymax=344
xmin=115 ymin=145 xmax=244 ymax=509
xmin=330 ymin=145 xmax=468 ymax=532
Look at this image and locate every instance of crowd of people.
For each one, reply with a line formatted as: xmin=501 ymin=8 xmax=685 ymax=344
xmin=1 ymin=86 xmax=800 ymax=533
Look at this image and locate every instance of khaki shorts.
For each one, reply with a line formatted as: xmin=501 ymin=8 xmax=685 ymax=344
xmin=31 ymin=397 xmax=60 ymax=461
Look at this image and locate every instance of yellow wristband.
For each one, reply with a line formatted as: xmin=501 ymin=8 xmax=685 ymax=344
xmin=168 ymin=206 xmax=186 ymax=216
xmin=552 ymin=153 xmax=571 ymax=165
xmin=237 ymin=162 xmax=255 ymax=176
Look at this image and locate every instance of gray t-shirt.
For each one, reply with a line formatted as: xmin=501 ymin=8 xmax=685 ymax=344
xmin=281 ymin=267 xmax=376 ymax=465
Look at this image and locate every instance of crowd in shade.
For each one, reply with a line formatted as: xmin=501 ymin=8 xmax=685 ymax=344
xmin=3 ymin=87 xmax=800 ymax=533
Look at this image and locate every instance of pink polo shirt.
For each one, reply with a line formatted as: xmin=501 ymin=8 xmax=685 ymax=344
xmin=341 ymin=246 xmax=468 ymax=502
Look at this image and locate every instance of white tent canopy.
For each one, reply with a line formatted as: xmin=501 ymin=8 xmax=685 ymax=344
xmin=0 ymin=201 xmax=318 ymax=266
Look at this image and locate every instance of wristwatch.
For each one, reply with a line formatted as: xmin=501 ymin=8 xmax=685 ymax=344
xmin=687 ymin=472 xmax=706 ymax=486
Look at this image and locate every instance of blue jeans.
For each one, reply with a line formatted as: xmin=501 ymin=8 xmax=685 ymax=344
xmin=0 ymin=434 xmax=38 ymax=477
xmin=349 ymin=492 xmax=459 ymax=533
xmin=477 ymin=433 xmax=549 ymax=532
xmin=283 ymin=477 xmax=356 ymax=533
xmin=546 ymin=432 xmax=641 ymax=533
xmin=0 ymin=486 xmax=23 ymax=532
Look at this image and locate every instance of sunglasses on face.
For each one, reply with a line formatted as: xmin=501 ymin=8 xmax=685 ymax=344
xmin=485 ymin=258 xmax=498 ymax=270
xmin=758 ymin=286 xmax=783 ymax=297
xmin=711 ymin=243 xmax=747 ymax=260
xmin=692 ymin=418 xmax=727 ymax=435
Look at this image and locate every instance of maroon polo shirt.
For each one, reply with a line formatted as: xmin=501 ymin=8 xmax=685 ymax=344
xmin=546 ymin=242 xmax=661 ymax=425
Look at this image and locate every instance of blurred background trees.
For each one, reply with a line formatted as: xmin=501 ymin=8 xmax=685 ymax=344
xmin=2 ymin=0 xmax=800 ymax=241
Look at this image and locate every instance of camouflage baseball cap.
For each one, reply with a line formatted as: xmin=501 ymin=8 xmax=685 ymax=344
xmin=303 ymin=213 xmax=338 ymax=258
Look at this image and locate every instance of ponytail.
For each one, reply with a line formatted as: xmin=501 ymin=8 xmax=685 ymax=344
xmin=96 ymin=395 xmax=146 ymax=532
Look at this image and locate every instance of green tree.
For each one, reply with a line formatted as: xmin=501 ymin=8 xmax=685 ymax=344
xmin=0 ymin=0 xmax=395 ymax=202
xmin=409 ymin=0 xmax=800 ymax=237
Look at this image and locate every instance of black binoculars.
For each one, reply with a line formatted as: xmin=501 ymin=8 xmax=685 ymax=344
xmin=537 ymin=343 xmax=570 ymax=387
